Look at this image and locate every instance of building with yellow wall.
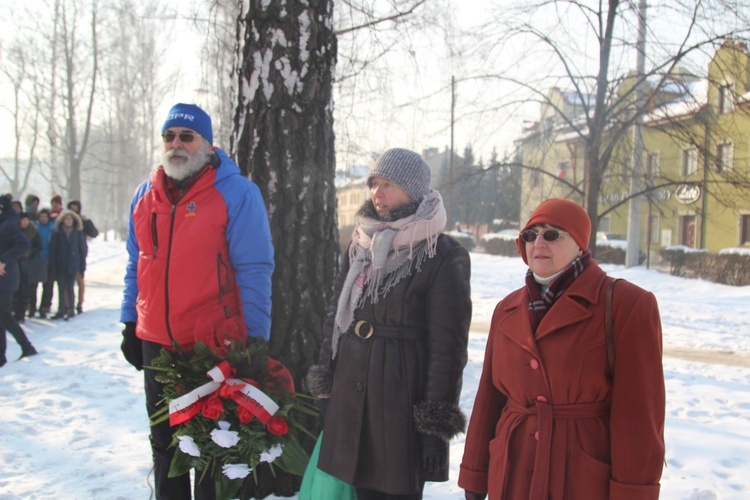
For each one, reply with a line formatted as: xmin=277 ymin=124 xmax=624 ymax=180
xmin=517 ymin=40 xmax=750 ymax=256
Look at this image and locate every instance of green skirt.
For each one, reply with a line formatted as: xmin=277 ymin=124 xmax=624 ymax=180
xmin=298 ymin=432 xmax=357 ymax=500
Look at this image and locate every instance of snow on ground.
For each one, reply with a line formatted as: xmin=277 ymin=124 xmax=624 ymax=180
xmin=1 ymin=240 xmax=749 ymax=499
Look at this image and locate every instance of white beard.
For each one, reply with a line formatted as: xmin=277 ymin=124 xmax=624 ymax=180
xmin=162 ymin=141 xmax=211 ymax=180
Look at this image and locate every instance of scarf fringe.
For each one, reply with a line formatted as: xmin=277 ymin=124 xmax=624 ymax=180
xmin=331 ymin=190 xmax=446 ymax=358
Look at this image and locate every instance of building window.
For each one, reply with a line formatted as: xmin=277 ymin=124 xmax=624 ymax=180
xmin=716 ymin=142 xmax=733 ymax=173
xmin=620 ymin=158 xmax=630 ymax=181
xmin=530 ymin=168 xmax=541 ymax=189
xmin=741 ymin=215 xmax=750 ymax=246
xmin=648 ymin=214 xmax=660 ymax=244
xmin=599 ymin=216 xmax=612 ymax=234
xmin=681 ymin=215 xmax=696 ymax=248
xmin=718 ymin=84 xmax=735 ymax=114
xmin=647 ymin=151 xmax=660 ymax=178
xmin=682 ymin=148 xmax=698 ymax=177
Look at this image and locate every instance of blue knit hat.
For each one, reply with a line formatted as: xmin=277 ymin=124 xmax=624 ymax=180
xmin=162 ymin=103 xmax=213 ymax=144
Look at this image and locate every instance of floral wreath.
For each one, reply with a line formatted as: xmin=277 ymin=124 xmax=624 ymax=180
xmin=149 ymin=317 xmax=316 ymax=500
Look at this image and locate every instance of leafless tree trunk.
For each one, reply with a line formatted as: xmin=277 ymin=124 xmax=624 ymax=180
xmin=0 ymin=41 xmax=43 ymax=197
xmin=1 ymin=0 xmax=214 ymax=237
xmin=582 ymin=0 xmax=619 ymax=251
xmin=59 ymin=0 xmax=99 ymax=201
xmin=88 ymin=1 xmax=173 ymax=239
xmin=233 ymin=0 xmax=337 ymax=493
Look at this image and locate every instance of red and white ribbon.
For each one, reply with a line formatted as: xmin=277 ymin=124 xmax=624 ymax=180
xmin=168 ymin=361 xmax=279 ymax=426
xmin=223 ymin=379 xmax=279 ymax=424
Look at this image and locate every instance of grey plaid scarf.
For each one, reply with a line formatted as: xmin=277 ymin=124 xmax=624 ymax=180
xmin=331 ymin=190 xmax=447 ymax=357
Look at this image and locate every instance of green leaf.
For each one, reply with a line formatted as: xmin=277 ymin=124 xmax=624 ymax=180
xmin=168 ymin=449 xmax=194 ymax=478
xmin=215 ymin=475 xmax=244 ymax=500
xmin=274 ymin=435 xmax=309 ymax=477
xmin=288 ymin=418 xmax=319 ymax=440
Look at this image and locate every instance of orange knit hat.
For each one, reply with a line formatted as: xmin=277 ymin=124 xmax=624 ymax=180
xmin=516 ymin=198 xmax=591 ymax=264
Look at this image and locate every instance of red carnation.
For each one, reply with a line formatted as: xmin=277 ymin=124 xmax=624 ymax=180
xmin=219 ymin=383 xmax=243 ymax=398
xmin=202 ymin=394 xmax=225 ymax=420
xmin=267 ymin=416 xmax=288 ymax=436
xmin=237 ymin=406 xmax=254 ymax=424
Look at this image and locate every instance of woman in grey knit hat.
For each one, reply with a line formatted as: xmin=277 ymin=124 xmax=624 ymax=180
xmin=306 ymin=148 xmax=472 ymax=499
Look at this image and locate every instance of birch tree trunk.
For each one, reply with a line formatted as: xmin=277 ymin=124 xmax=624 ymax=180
xmin=233 ymin=1 xmax=338 ymax=494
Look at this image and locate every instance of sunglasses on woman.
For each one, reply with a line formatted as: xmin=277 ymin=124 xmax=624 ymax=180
xmin=161 ymin=131 xmax=197 ymax=143
xmin=520 ymin=228 xmax=570 ymax=243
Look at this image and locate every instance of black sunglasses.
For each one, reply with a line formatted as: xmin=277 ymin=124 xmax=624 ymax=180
xmin=161 ymin=131 xmax=197 ymax=143
xmin=520 ymin=228 xmax=569 ymax=243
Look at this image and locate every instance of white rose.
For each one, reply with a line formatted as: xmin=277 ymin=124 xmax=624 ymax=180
xmin=177 ymin=436 xmax=201 ymax=457
xmin=259 ymin=444 xmax=283 ymax=463
xmin=222 ymin=463 xmax=252 ymax=479
xmin=211 ymin=421 xmax=240 ymax=448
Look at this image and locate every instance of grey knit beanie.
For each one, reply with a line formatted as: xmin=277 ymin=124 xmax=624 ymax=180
xmin=367 ymin=148 xmax=431 ymax=202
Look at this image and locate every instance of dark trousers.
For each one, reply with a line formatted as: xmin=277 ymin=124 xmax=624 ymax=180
xmin=0 ymin=290 xmax=34 ymax=364
xmin=30 ymin=281 xmax=40 ymax=314
xmin=356 ymin=483 xmax=426 ymax=500
xmin=76 ymin=272 xmax=85 ymax=307
xmin=143 ymin=340 xmax=216 ymax=500
xmin=39 ymin=276 xmax=54 ymax=312
xmin=56 ymin=272 xmax=77 ymax=313
xmin=13 ymin=273 xmax=34 ymax=319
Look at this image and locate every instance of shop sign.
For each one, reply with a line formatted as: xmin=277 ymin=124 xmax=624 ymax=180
xmin=675 ymin=184 xmax=701 ymax=204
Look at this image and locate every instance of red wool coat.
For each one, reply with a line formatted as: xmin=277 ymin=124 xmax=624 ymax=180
xmin=459 ymin=262 xmax=665 ymax=499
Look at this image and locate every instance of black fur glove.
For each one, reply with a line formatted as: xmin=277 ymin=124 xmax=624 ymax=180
xmin=420 ymin=434 xmax=448 ymax=473
xmin=318 ymin=398 xmax=330 ymax=428
xmin=120 ymin=322 xmax=143 ymax=371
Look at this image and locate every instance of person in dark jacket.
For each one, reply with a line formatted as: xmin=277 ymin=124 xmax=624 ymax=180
xmin=13 ymin=213 xmax=42 ymax=322
xmin=49 ymin=210 xmax=88 ymax=320
xmin=49 ymin=194 xmax=63 ymax=220
xmin=0 ymin=196 xmax=38 ymax=367
xmin=24 ymin=194 xmax=40 ymax=221
xmin=306 ymin=148 xmax=472 ymax=500
xmin=34 ymin=209 xmax=55 ymax=318
xmin=67 ymin=200 xmax=98 ymax=314
xmin=459 ymin=199 xmax=665 ymax=500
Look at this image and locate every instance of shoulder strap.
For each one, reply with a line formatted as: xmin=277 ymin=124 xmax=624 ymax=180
xmin=604 ymin=277 xmax=618 ymax=379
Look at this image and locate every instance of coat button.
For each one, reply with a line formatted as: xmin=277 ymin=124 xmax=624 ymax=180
xmin=534 ymin=431 xmax=539 ymax=441
xmin=536 ymin=395 xmax=548 ymax=403
xmin=530 ymin=359 xmax=539 ymax=370
xmin=354 ymin=382 xmax=364 ymax=391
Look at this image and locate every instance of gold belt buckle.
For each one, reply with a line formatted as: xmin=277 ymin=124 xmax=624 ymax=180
xmin=354 ymin=320 xmax=374 ymax=340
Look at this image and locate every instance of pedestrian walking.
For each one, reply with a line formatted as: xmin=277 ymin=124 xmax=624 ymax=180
xmin=0 ymin=196 xmax=38 ymax=367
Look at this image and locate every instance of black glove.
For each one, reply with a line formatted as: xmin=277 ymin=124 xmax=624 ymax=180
xmin=318 ymin=398 xmax=329 ymax=428
xmin=120 ymin=322 xmax=143 ymax=370
xmin=465 ymin=492 xmax=487 ymax=500
xmin=420 ymin=434 xmax=448 ymax=473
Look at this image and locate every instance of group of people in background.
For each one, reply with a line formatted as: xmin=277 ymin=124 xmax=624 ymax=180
xmin=0 ymin=192 xmax=98 ymax=368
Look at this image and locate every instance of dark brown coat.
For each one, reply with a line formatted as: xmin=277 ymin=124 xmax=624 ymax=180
xmin=311 ymin=234 xmax=471 ymax=495
xmin=458 ymin=261 xmax=665 ymax=499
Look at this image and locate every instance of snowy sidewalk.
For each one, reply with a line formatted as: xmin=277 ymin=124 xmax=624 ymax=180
xmin=0 ymin=240 xmax=748 ymax=499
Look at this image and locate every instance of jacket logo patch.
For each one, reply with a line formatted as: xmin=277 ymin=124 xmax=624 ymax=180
xmin=186 ymin=202 xmax=197 ymax=217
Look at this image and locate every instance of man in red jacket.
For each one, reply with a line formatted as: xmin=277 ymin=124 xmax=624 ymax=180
xmin=120 ymin=103 xmax=274 ymax=499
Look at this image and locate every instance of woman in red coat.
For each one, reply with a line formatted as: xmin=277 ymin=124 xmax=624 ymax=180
xmin=459 ymin=198 xmax=665 ymax=500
